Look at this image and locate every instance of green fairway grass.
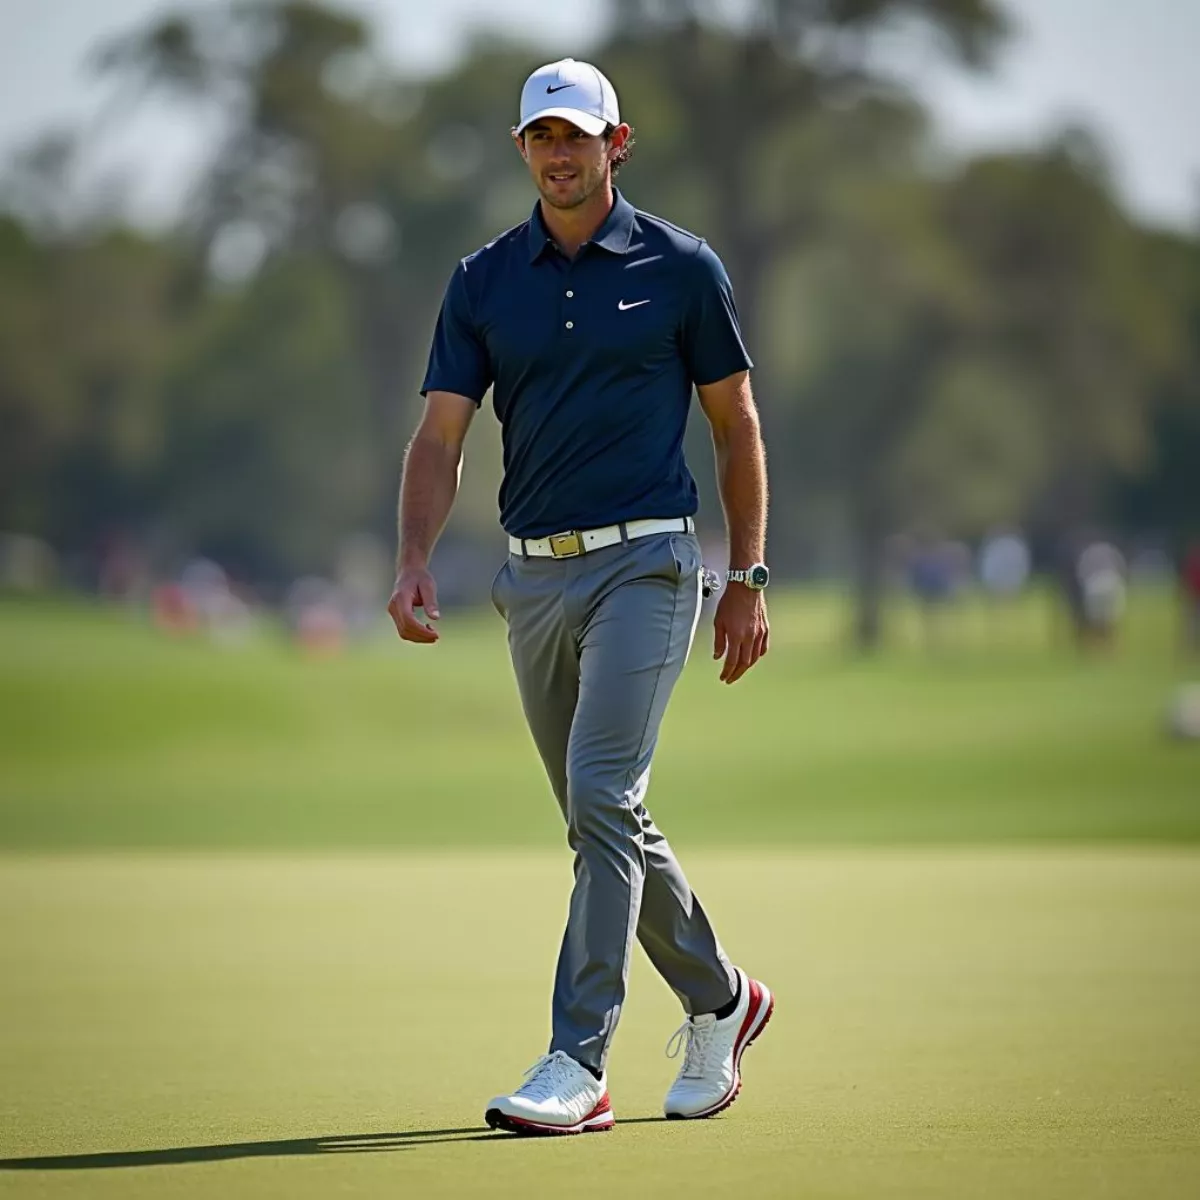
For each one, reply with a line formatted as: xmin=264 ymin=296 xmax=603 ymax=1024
xmin=3 ymin=597 xmax=1197 ymax=1197
xmin=1 ymin=852 xmax=1197 ymax=1199
xmin=0 ymin=591 xmax=1196 ymax=849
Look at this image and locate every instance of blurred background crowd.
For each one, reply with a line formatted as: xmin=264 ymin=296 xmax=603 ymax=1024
xmin=2 ymin=0 xmax=1199 ymax=655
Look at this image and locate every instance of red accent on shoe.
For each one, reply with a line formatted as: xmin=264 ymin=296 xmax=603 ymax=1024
xmin=736 ymin=977 xmax=766 ymax=1048
xmin=485 ymin=1092 xmax=615 ymax=1137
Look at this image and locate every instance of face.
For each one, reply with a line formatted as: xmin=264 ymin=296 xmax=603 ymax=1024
xmin=513 ymin=116 xmax=630 ymax=210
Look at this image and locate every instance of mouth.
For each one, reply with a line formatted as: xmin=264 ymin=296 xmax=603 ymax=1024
xmin=546 ymin=172 xmax=576 ymax=185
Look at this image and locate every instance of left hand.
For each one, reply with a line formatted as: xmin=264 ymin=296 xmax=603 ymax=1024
xmin=713 ymin=584 xmax=769 ymax=684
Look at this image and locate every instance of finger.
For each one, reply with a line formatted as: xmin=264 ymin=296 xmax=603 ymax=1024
xmin=734 ymin=625 xmax=765 ymax=682
xmin=723 ymin=644 xmax=748 ymax=684
xmin=418 ymin=576 xmax=440 ymax=622
xmin=713 ymin=616 xmax=727 ymax=661
xmin=751 ymin=633 xmax=766 ymax=668
xmin=399 ymin=610 xmax=438 ymax=642
xmin=750 ymin=626 xmax=767 ymax=665
xmin=386 ymin=592 xmax=412 ymax=638
xmin=730 ymin=640 xmax=756 ymax=684
xmin=389 ymin=591 xmax=438 ymax=643
xmin=404 ymin=618 xmax=439 ymax=643
xmin=721 ymin=636 xmax=749 ymax=684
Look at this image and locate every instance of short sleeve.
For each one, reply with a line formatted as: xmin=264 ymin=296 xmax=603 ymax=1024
xmin=420 ymin=261 xmax=493 ymax=404
xmin=680 ymin=242 xmax=754 ymax=387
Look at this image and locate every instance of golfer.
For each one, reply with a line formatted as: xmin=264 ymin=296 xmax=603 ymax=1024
xmin=388 ymin=57 xmax=773 ymax=1135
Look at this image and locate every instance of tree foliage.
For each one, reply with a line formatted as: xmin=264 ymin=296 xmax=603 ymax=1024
xmin=0 ymin=0 xmax=1195 ymax=645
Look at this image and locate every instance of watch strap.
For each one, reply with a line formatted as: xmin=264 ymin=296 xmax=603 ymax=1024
xmin=727 ymin=563 xmax=769 ymax=590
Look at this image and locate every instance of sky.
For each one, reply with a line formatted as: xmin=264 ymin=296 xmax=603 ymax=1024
xmin=0 ymin=0 xmax=1197 ymax=229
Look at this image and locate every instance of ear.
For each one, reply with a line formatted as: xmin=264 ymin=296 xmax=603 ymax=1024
xmin=606 ymin=122 xmax=632 ymax=161
xmin=511 ymin=128 xmax=528 ymax=161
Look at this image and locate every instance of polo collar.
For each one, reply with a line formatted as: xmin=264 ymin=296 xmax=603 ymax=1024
xmin=527 ymin=189 xmax=637 ymax=262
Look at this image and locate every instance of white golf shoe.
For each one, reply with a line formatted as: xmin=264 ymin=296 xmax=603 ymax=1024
xmin=485 ymin=1050 xmax=615 ymax=1136
xmin=663 ymin=968 xmax=774 ymax=1119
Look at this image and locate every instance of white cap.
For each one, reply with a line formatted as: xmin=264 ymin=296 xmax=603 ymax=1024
xmin=515 ymin=58 xmax=620 ymax=138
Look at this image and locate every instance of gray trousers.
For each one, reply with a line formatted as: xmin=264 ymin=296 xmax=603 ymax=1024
xmin=491 ymin=530 xmax=736 ymax=1071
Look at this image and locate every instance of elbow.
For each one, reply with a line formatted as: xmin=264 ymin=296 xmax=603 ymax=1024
xmin=407 ymin=431 xmax=463 ymax=474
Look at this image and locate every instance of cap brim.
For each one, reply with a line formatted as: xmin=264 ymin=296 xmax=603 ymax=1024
xmin=515 ymin=106 xmax=608 ymax=137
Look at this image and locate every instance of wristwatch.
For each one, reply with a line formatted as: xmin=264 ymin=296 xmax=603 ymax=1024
xmin=727 ymin=563 xmax=770 ymax=590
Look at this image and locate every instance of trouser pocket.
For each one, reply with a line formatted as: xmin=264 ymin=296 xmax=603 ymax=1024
xmin=668 ymin=533 xmax=701 ymax=583
xmin=489 ymin=558 xmax=511 ymax=617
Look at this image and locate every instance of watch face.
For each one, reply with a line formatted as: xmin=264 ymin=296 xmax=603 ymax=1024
xmin=749 ymin=564 xmax=770 ymax=589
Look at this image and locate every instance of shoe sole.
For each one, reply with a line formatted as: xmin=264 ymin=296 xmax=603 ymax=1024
xmin=665 ymin=977 xmax=775 ymax=1121
xmin=485 ymin=1097 xmax=615 ymax=1137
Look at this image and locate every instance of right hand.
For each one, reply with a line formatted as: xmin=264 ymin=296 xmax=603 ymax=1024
xmin=387 ymin=566 xmax=441 ymax=644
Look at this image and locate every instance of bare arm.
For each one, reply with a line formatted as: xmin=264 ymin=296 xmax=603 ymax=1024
xmin=697 ymin=370 xmax=770 ymax=683
xmin=388 ymin=391 xmax=477 ymax=643
xmin=698 ymin=369 xmax=768 ymax=566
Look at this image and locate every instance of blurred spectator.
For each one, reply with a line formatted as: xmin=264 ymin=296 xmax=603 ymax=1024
xmin=1182 ymin=541 xmax=1200 ymax=655
xmin=151 ymin=581 xmax=199 ymax=635
xmin=152 ymin=557 xmax=254 ymax=645
xmin=1077 ymin=541 xmax=1127 ymax=649
xmin=978 ymin=530 xmax=1031 ymax=598
xmin=285 ymin=575 xmax=346 ymax=656
xmin=907 ymin=534 xmax=969 ymax=651
xmin=909 ymin=540 xmax=953 ymax=607
xmin=97 ymin=532 xmax=149 ymax=602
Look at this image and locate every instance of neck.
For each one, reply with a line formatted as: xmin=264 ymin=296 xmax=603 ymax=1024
xmin=540 ymin=180 xmax=616 ymax=258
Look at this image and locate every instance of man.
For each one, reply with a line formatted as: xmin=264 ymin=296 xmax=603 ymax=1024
xmin=388 ymin=57 xmax=773 ymax=1136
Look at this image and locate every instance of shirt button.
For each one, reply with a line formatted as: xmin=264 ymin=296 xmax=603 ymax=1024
xmin=565 ymin=321 xmax=574 ymax=329
xmin=566 ymin=290 xmax=574 ymax=298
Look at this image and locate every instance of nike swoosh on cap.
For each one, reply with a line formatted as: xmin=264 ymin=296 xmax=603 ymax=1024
xmin=546 ymin=83 xmax=575 ymax=94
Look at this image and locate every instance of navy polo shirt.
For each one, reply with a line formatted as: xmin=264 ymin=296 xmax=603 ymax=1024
xmin=420 ymin=189 xmax=753 ymax=539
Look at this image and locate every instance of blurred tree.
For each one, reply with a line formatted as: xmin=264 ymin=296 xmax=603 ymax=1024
xmin=946 ymin=134 xmax=1180 ymax=524
xmin=1112 ymin=228 xmax=1200 ymax=548
xmin=153 ymin=255 xmax=372 ymax=577
xmin=604 ymin=0 xmax=1008 ymax=333
xmin=779 ymin=165 xmax=1045 ymax=645
xmin=0 ymin=207 xmax=186 ymax=558
xmin=943 ymin=133 xmax=1185 ymax=631
xmin=95 ymin=4 xmax=408 ymax=431
xmin=3 ymin=0 xmax=1196 ymax=623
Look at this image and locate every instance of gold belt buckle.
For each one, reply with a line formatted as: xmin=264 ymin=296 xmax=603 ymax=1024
xmin=548 ymin=531 xmax=584 ymax=558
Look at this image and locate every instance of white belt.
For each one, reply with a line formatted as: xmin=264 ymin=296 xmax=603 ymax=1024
xmin=510 ymin=516 xmax=695 ymax=559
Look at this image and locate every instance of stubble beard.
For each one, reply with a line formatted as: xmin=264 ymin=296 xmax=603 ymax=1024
xmin=538 ymin=162 xmax=607 ymax=211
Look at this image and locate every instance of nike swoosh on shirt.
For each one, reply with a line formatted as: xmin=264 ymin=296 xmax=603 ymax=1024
xmin=618 ymin=299 xmax=651 ymax=310
xmin=545 ymin=83 xmax=575 ymax=94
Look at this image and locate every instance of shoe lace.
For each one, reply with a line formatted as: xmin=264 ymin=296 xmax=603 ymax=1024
xmin=515 ymin=1051 xmax=576 ymax=1103
xmin=665 ymin=1017 xmax=714 ymax=1079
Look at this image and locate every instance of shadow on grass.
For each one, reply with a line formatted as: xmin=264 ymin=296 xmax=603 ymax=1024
xmin=0 ymin=1119 xmax=669 ymax=1170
